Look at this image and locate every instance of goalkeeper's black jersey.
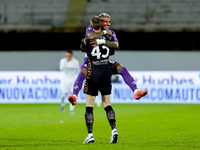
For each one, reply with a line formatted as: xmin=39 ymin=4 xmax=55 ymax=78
xmin=81 ymin=35 xmax=115 ymax=82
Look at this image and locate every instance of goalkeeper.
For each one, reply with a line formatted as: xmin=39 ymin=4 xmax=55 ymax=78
xmin=69 ymin=16 xmax=118 ymax=144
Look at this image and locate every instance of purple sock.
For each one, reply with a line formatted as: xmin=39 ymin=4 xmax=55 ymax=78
xmin=120 ymin=67 xmax=137 ymax=92
xmin=73 ymin=72 xmax=86 ymax=96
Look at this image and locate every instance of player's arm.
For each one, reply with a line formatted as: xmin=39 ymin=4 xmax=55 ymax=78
xmin=90 ymin=31 xmax=119 ymax=49
xmin=91 ymin=39 xmax=119 ymax=49
xmin=105 ymin=40 xmax=119 ymax=49
xmin=105 ymin=30 xmax=119 ymax=49
xmin=87 ymin=30 xmax=112 ymax=39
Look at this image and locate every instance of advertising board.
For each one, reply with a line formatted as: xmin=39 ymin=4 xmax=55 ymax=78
xmin=0 ymin=71 xmax=199 ymax=104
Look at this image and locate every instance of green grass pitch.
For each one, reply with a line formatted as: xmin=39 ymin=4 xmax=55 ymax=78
xmin=0 ymin=104 xmax=200 ymax=150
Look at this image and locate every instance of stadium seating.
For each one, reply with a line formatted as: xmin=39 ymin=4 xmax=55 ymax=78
xmin=0 ymin=0 xmax=69 ymax=28
xmin=0 ymin=0 xmax=199 ymax=31
xmin=82 ymin=0 xmax=200 ymax=31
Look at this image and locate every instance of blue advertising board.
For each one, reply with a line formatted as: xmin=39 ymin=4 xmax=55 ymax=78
xmin=0 ymin=71 xmax=200 ymax=104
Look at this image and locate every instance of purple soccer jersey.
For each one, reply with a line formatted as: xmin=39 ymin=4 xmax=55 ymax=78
xmin=81 ymin=27 xmax=118 ymax=69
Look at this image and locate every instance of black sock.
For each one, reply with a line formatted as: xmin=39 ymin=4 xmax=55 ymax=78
xmin=85 ymin=107 xmax=94 ymax=134
xmin=104 ymin=105 xmax=116 ymax=130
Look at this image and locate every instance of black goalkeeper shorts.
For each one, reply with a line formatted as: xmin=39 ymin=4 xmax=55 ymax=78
xmin=84 ymin=78 xmax=112 ymax=96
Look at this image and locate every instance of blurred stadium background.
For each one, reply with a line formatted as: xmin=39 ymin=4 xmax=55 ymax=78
xmin=0 ymin=0 xmax=200 ymax=51
xmin=0 ymin=0 xmax=200 ymax=104
xmin=0 ymin=1 xmax=200 ymax=149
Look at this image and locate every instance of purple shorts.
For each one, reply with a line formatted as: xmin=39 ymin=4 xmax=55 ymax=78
xmin=80 ymin=57 xmax=118 ymax=69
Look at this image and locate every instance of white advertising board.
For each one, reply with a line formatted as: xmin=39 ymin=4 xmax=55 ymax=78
xmin=0 ymin=71 xmax=200 ymax=104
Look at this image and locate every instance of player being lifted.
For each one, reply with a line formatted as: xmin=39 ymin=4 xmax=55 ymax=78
xmin=69 ymin=16 xmax=118 ymax=144
xmin=68 ymin=13 xmax=147 ymax=103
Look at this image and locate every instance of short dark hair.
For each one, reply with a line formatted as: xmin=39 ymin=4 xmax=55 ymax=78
xmin=90 ymin=16 xmax=101 ymax=30
xmin=67 ymin=50 xmax=73 ymax=55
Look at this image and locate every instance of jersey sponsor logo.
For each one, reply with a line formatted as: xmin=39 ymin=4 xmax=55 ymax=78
xmin=92 ymin=59 xmax=109 ymax=66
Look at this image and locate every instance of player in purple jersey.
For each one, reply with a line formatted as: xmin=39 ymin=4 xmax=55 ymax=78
xmin=68 ymin=13 xmax=147 ymax=103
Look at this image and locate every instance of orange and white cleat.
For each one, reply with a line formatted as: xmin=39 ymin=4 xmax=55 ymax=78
xmin=134 ymin=90 xmax=148 ymax=100
xmin=68 ymin=95 xmax=77 ymax=106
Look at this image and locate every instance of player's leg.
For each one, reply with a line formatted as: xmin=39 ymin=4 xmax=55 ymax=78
xmin=68 ymin=58 xmax=88 ymax=102
xmin=100 ymin=78 xmax=118 ymax=144
xmin=73 ymin=68 xmax=87 ymax=96
xmin=68 ymin=103 xmax=75 ymax=114
xmin=83 ymin=94 xmax=96 ymax=144
xmin=69 ymin=81 xmax=75 ymax=114
xmin=102 ymin=95 xmax=118 ymax=144
xmin=111 ymin=62 xmax=138 ymax=92
xmin=73 ymin=58 xmax=88 ymax=96
xmin=110 ymin=60 xmax=148 ymax=100
xmin=60 ymin=92 xmax=66 ymax=113
xmin=60 ymin=81 xmax=68 ymax=113
xmin=83 ymin=79 xmax=98 ymax=144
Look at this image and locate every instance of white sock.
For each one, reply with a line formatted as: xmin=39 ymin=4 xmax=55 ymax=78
xmin=112 ymin=128 xmax=117 ymax=134
xmin=134 ymin=89 xmax=138 ymax=95
xmin=61 ymin=95 xmax=65 ymax=107
xmin=69 ymin=103 xmax=75 ymax=112
xmin=88 ymin=133 xmax=93 ymax=137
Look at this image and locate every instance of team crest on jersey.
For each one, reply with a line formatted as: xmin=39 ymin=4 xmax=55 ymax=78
xmin=109 ymin=59 xmax=116 ymax=64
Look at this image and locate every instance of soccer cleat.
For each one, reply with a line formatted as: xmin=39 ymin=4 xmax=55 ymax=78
xmin=110 ymin=129 xmax=118 ymax=144
xmin=134 ymin=90 xmax=148 ymax=100
xmin=83 ymin=135 xmax=95 ymax=144
xmin=68 ymin=95 xmax=77 ymax=106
